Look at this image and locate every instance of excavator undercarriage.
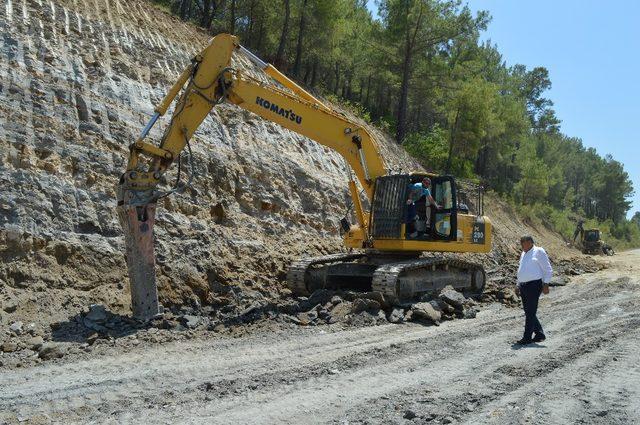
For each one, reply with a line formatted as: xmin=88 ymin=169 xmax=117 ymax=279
xmin=287 ymin=252 xmax=485 ymax=305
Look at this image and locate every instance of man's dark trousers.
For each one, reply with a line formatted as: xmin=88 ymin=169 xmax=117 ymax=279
xmin=406 ymin=203 xmax=417 ymax=233
xmin=519 ymin=279 xmax=544 ymax=340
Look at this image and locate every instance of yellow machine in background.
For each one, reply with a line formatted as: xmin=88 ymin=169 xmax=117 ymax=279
xmin=117 ymin=34 xmax=492 ymax=319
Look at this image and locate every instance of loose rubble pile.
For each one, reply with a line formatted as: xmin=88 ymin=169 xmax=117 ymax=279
xmin=480 ymin=254 xmax=603 ymax=307
xmin=0 ymin=318 xmax=62 ymax=367
xmin=0 ymin=285 xmax=484 ymax=367
xmin=280 ymin=285 xmax=481 ymax=327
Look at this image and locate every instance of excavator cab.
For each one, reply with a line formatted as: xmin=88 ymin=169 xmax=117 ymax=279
xmin=584 ymin=229 xmax=600 ymax=243
xmin=368 ymin=173 xmax=481 ymax=248
xmin=402 ymin=175 xmax=457 ymax=241
xmin=431 ymin=176 xmax=457 ymax=240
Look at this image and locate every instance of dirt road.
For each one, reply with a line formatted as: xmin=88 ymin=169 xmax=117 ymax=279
xmin=1 ymin=251 xmax=639 ymax=425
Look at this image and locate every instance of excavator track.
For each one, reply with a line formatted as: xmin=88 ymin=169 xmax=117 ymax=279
xmin=287 ymin=252 xmax=367 ymax=296
xmin=288 ymin=253 xmax=485 ymax=303
xmin=372 ymin=257 xmax=485 ymax=304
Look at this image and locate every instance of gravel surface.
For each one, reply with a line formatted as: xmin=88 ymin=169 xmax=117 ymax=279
xmin=1 ymin=250 xmax=638 ymax=424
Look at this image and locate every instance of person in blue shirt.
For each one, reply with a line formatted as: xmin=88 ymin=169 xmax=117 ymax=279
xmin=406 ymin=177 xmax=441 ymax=238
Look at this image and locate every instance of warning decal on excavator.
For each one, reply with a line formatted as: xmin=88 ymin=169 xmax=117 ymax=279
xmin=472 ymin=219 xmax=485 ymax=244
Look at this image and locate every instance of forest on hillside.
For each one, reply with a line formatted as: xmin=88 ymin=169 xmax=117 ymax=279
xmin=154 ymin=0 xmax=639 ymax=246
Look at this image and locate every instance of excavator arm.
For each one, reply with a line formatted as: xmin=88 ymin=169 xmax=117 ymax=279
xmin=117 ymin=34 xmax=387 ymax=319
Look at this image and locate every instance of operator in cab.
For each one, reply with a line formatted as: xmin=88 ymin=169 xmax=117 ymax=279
xmin=406 ymin=177 xmax=441 ymax=239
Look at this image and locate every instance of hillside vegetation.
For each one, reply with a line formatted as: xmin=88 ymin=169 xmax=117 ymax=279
xmin=156 ymin=0 xmax=640 ymax=248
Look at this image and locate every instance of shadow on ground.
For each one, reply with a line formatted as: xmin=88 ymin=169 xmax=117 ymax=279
xmin=510 ymin=342 xmax=547 ymax=350
xmin=51 ymin=308 xmax=144 ymax=343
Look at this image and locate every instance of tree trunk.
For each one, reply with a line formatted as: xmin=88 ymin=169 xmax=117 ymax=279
xmin=372 ymin=78 xmax=382 ymax=118
xmin=274 ymin=0 xmax=291 ymax=68
xmin=414 ymin=103 xmax=422 ymax=133
xmin=247 ymin=0 xmax=256 ymax=44
xmin=303 ymin=62 xmax=311 ymax=84
xmin=333 ymin=62 xmax=340 ymax=94
xmin=292 ymin=0 xmax=308 ymax=77
xmin=310 ymin=58 xmax=318 ymax=87
xmin=380 ymin=85 xmax=389 ymax=116
xmin=200 ymin=0 xmax=211 ymax=27
xmin=445 ymin=108 xmax=461 ymax=173
xmin=203 ymin=0 xmax=220 ymax=30
xmin=364 ymin=74 xmax=372 ymax=106
xmin=395 ymin=2 xmax=425 ymax=143
xmin=396 ymin=40 xmax=413 ymax=142
xmin=179 ymin=0 xmax=189 ymax=20
xmin=476 ymin=145 xmax=488 ymax=177
xmin=227 ymin=0 xmax=235 ymax=33
xmin=256 ymin=20 xmax=265 ymax=52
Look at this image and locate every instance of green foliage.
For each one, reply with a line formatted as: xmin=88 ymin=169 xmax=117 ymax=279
xmin=323 ymin=93 xmax=372 ymax=123
xmin=402 ymin=125 xmax=448 ymax=172
xmin=632 ymin=212 xmax=640 ymax=227
xmin=513 ymin=140 xmax=552 ymax=204
xmin=157 ymin=0 xmax=637 ymax=248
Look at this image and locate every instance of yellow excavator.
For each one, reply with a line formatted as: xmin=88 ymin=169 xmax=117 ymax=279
xmin=117 ymin=34 xmax=492 ymax=319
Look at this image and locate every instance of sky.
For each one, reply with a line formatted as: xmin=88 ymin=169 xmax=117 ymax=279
xmin=367 ymin=0 xmax=640 ymax=218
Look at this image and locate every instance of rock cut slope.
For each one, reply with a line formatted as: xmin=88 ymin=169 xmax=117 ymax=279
xmin=0 ymin=0 xmax=417 ymax=325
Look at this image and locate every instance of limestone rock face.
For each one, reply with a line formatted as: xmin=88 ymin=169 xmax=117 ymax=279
xmin=0 ymin=0 xmax=416 ymax=325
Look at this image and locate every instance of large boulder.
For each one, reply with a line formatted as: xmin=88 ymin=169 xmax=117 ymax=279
xmin=410 ymin=302 xmax=442 ymax=324
xmin=307 ymin=289 xmax=334 ymax=307
xmin=328 ymin=301 xmax=353 ymax=322
xmin=1 ymin=341 xmax=19 ymax=353
xmin=85 ymin=304 xmax=108 ymax=322
xmin=387 ymin=308 xmax=405 ymax=324
xmin=351 ymin=298 xmax=381 ymax=314
xmin=432 ymin=298 xmax=455 ymax=314
xmin=26 ymin=336 xmax=45 ymax=351
xmin=38 ymin=343 xmax=66 ymax=360
xmin=356 ymin=292 xmax=388 ymax=308
xmin=439 ymin=286 xmax=466 ymax=310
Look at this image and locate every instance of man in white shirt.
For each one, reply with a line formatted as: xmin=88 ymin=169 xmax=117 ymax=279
xmin=516 ymin=235 xmax=553 ymax=345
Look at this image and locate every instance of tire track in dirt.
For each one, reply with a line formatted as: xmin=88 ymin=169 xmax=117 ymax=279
xmin=334 ymin=288 xmax=640 ymax=425
xmin=463 ymin=326 xmax=640 ymax=424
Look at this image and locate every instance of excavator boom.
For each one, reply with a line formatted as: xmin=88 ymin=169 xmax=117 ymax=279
xmin=118 ymin=34 xmax=386 ymax=319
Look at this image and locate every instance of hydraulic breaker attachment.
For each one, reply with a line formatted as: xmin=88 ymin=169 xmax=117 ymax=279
xmin=116 ymin=184 xmax=160 ymax=320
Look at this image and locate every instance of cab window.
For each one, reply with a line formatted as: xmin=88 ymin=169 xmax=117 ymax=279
xmin=434 ymin=181 xmax=453 ymax=237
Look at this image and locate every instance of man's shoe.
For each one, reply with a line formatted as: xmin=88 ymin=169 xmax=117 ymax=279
xmin=533 ymin=333 xmax=546 ymax=342
xmin=515 ymin=338 xmax=533 ymax=345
